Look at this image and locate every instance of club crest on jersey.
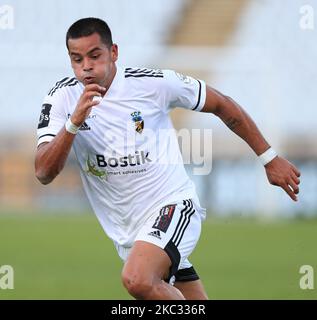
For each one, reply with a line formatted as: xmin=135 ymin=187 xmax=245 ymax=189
xmin=131 ymin=111 xmax=144 ymax=134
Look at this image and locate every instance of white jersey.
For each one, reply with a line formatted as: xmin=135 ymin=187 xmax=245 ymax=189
xmin=37 ymin=67 xmax=207 ymax=247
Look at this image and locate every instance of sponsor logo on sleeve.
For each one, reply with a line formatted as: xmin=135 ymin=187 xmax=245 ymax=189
xmin=37 ymin=104 xmax=52 ymax=129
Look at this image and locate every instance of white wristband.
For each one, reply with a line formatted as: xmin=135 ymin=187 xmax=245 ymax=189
xmin=65 ymin=118 xmax=80 ymax=135
xmin=259 ymin=147 xmax=278 ymax=166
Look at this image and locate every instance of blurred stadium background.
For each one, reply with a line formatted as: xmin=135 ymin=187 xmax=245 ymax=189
xmin=0 ymin=0 xmax=316 ymax=299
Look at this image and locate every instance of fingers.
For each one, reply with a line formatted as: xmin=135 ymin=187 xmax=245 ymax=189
xmin=291 ymin=165 xmax=301 ymax=177
xmin=84 ymin=90 xmax=103 ymax=101
xmin=288 ymin=166 xmax=301 ymax=201
xmin=72 ymin=85 xmax=106 ymax=125
xmin=84 ymin=84 xmax=106 ymax=94
xmin=89 ymin=99 xmax=102 ymax=108
xmin=83 ymin=85 xmax=106 ymax=106
xmin=268 ymin=173 xmax=300 ymax=201
xmin=281 ymin=176 xmax=300 ymax=201
xmin=281 ymin=182 xmax=298 ymax=201
xmin=291 ymin=172 xmax=300 ymax=185
xmin=266 ymin=157 xmax=301 ymax=202
xmin=287 ymin=178 xmax=299 ymax=195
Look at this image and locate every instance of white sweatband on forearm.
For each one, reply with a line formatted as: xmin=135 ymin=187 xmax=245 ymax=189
xmin=65 ymin=118 xmax=80 ymax=135
xmin=259 ymin=147 xmax=278 ymax=166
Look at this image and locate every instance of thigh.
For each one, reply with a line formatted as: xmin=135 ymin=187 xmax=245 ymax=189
xmin=122 ymin=240 xmax=171 ymax=282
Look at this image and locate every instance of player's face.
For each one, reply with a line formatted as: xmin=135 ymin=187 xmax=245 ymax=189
xmin=67 ymin=32 xmax=118 ymax=88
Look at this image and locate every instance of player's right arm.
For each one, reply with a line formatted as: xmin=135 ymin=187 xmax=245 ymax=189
xmin=35 ymin=84 xmax=106 ymax=185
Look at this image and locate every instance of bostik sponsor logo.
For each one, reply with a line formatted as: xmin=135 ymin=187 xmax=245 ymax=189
xmin=96 ymin=151 xmax=152 ymax=168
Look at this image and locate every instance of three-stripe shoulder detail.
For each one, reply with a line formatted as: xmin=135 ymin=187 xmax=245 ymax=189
xmin=125 ymin=67 xmax=164 ymax=78
xmin=48 ymin=77 xmax=79 ymax=96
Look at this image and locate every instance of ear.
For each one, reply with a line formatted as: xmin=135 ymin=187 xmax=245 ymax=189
xmin=111 ymin=44 xmax=118 ymax=62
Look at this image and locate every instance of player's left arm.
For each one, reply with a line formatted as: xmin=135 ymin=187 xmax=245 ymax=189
xmin=201 ymin=85 xmax=301 ymax=201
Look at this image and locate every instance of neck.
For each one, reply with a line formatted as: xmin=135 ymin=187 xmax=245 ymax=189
xmin=103 ymin=64 xmax=117 ymax=95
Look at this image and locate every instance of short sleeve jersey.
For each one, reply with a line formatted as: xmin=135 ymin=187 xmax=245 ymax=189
xmin=37 ymin=67 xmax=207 ymax=247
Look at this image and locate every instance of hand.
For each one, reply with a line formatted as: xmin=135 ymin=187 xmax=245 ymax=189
xmin=265 ymin=156 xmax=301 ymax=201
xmin=71 ymin=84 xmax=106 ymax=127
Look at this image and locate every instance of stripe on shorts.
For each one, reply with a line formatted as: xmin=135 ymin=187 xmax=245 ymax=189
xmin=170 ymin=199 xmax=195 ymax=247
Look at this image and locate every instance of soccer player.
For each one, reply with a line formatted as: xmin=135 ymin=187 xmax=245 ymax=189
xmin=35 ymin=18 xmax=301 ymax=300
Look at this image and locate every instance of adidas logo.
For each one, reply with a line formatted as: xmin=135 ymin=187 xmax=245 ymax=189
xmin=148 ymin=230 xmax=161 ymax=240
xmin=79 ymin=121 xmax=90 ymax=131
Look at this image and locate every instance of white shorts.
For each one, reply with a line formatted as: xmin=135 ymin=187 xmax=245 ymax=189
xmin=114 ymin=197 xmax=205 ymax=283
